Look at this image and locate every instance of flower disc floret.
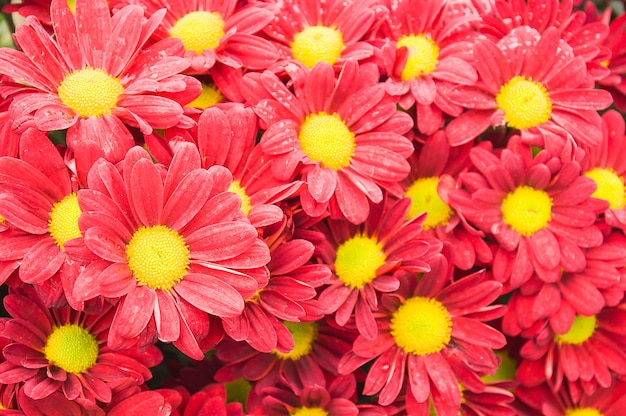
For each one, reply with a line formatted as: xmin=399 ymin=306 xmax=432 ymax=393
xmin=405 ymin=176 xmax=454 ymax=229
xmin=585 ymin=167 xmax=626 ymax=209
xmin=565 ymin=409 xmax=604 ymax=416
xmin=291 ymin=407 xmax=328 ymax=416
xmin=169 ymin=11 xmax=225 ymax=54
xmin=274 ymin=321 xmax=318 ymax=361
xmin=397 ymin=34 xmax=440 ymax=80
xmin=48 ymin=193 xmax=82 ymax=250
xmin=555 ymin=315 xmax=597 ymax=345
xmin=299 ymin=112 xmax=355 ymax=170
xmin=44 ymin=324 xmax=99 ymax=375
xmin=58 ymin=67 xmax=124 ymax=118
xmin=126 ymin=225 xmax=190 ymax=291
xmin=291 ymin=26 xmax=345 ymax=68
xmin=501 ymin=186 xmax=552 ymax=236
xmin=228 ymin=180 xmax=252 ymax=216
xmin=334 ymin=234 xmax=386 ymax=289
xmin=495 ymin=76 xmax=552 ymax=130
xmin=188 ymin=82 xmax=223 ymax=109
xmin=390 ymin=296 xmax=452 ymax=356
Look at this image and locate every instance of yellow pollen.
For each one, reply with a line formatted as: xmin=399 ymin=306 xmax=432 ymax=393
xmin=44 ymin=324 xmax=99 ymax=374
xmin=585 ymin=167 xmax=626 ymax=209
xmin=228 ymin=180 xmax=253 ymax=216
xmin=555 ymin=315 xmax=597 ymax=345
xmin=58 ymin=67 xmax=123 ymax=118
xmin=274 ymin=321 xmax=318 ymax=361
xmin=397 ymin=34 xmax=440 ymax=80
xmin=566 ymin=408 xmax=604 ymax=416
xmin=501 ymin=186 xmax=552 ymax=236
xmin=299 ymin=112 xmax=355 ymax=170
xmin=126 ymin=225 xmax=190 ymax=291
xmin=290 ymin=407 xmax=328 ymax=416
xmin=496 ymin=76 xmax=552 ymax=130
xmin=291 ymin=25 xmax=345 ymax=68
xmin=391 ymin=296 xmax=452 ymax=356
xmin=169 ymin=11 xmax=225 ymax=54
xmin=405 ymin=176 xmax=454 ymax=229
xmin=600 ymin=60 xmax=610 ymax=68
xmin=187 ymin=82 xmax=223 ymax=109
xmin=48 ymin=193 xmax=82 ymax=251
xmin=334 ymin=234 xmax=386 ymax=289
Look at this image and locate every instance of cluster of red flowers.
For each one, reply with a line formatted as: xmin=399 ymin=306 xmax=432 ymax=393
xmin=0 ymin=0 xmax=625 ymax=414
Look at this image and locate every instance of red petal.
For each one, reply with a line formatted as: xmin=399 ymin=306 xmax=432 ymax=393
xmin=174 ymin=273 xmax=244 ymax=317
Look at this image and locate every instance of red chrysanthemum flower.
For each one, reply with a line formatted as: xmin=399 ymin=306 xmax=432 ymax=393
xmin=215 ymin=317 xmax=355 ymax=410
xmin=338 ymin=252 xmax=506 ymax=415
xmin=0 ymin=129 xmax=81 ymax=301
xmin=503 ymin=230 xmax=626 ymax=336
xmin=71 ymin=143 xmax=271 ymax=360
xmin=146 ymin=105 xmax=301 ymax=229
xmin=580 ymin=109 xmax=626 ymax=232
xmin=313 ymin=196 xmax=442 ymax=340
xmin=260 ymin=375 xmax=359 ymax=416
xmin=243 ymin=60 xmax=414 ymax=224
xmin=515 ymin=377 xmax=626 ymax=416
xmin=252 ymin=0 xmax=385 ymax=69
xmin=222 ymin=236 xmax=331 ymax=354
xmin=0 ymin=0 xmax=199 ymax=165
xmin=119 ymin=0 xmax=279 ymax=73
xmin=593 ymin=7 xmax=626 ymax=112
xmin=0 ymin=285 xmax=161 ymax=405
xmin=377 ymin=0 xmax=479 ymax=135
xmin=447 ymin=142 xmax=607 ymax=291
xmin=196 ymin=105 xmax=302 ymax=228
xmin=479 ymin=0 xmax=611 ymax=82
xmin=403 ymin=131 xmax=493 ymax=270
xmin=446 ymin=26 xmax=613 ymax=151
xmin=515 ymin=304 xmax=626 ymax=398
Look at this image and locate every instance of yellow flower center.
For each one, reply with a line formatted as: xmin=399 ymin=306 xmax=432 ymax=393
xmin=274 ymin=321 xmax=318 ymax=361
xmin=67 ymin=0 xmax=75 ymax=13
xmin=228 ymin=180 xmax=253 ymax=216
xmin=555 ymin=315 xmax=597 ymax=345
xmin=126 ymin=225 xmax=190 ymax=291
xmin=299 ymin=112 xmax=355 ymax=170
xmin=169 ymin=11 xmax=225 ymax=54
xmin=58 ymin=67 xmax=124 ymax=118
xmin=187 ymin=82 xmax=223 ymax=109
xmin=334 ymin=234 xmax=386 ymax=289
xmin=291 ymin=25 xmax=345 ymax=68
xmin=566 ymin=408 xmax=604 ymax=416
xmin=290 ymin=407 xmax=328 ymax=416
xmin=397 ymin=34 xmax=440 ymax=80
xmin=44 ymin=324 xmax=99 ymax=374
xmin=501 ymin=186 xmax=552 ymax=236
xmin=48 ymin=193 xmax=82 ymax=251
xmin=585 ymin=167 xmax=626 ymax=209
xmin=496 ymin=76 xmax=552 ymax=130
xmin=404 ymin=176 xmax=454 ymax=229
xmin=391 ymin=296 xmax=452 ymax=356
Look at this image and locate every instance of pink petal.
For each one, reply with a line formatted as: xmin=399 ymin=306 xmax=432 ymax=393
xmin=306 ymin=167 xmax=337 ymax=203
xmin=174 ymin=273 xmax=244 ymax=317
xmin=129 ymin=158 xmax=163 ymax=226
xmin=19 ymin=238 xmax=64 ymax=284
xmin=110 ymin=285 xmax=156 ymax=341
xmin=154 ymin=290 xmax=180 ymax=342
xmin=187 ymin=222 xmax=258 ymax=262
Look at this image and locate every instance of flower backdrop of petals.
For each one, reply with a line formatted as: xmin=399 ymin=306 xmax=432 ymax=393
xmin=0 ymin=0 xmax=626 ymax=414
